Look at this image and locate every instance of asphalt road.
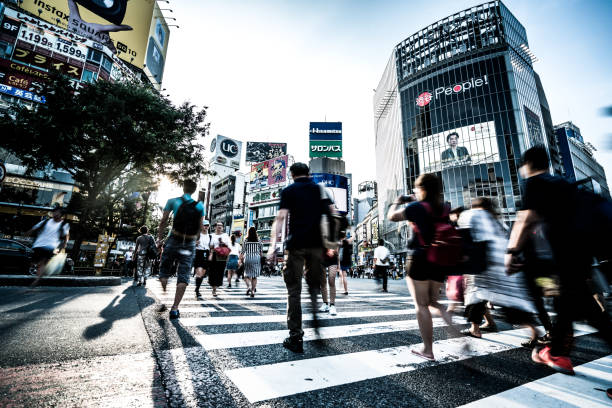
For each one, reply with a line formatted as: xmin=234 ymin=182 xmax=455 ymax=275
xmin=1 ymin=276 xmax=611 ymax=407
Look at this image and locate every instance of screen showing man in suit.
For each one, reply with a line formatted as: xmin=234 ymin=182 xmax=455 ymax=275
xmin=441 ymin=132 xmax=471 ymax=166
xmin=417 ymin=121 xmax=500 ymax=174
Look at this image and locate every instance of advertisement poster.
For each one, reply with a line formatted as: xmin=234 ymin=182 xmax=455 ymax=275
xmin=17 ymin=0 xmax=155 ymax=68
xmin=311 ymin=173 xmax=349 ymax=213
xmin=250 ymin=160 xmax=269 ymax=190
xmin=524 ymin=106 xmax=544 ymax=146
xmin=245 ymin=142 xmax=287 ymax=163
xmin=417 ymin=121 xmax=499 ymax=174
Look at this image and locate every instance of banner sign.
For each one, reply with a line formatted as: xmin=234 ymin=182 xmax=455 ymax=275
xmin=12 ymin=45 xmax=83 ymax=79
xmin=311 ymin=173 xmax=349 ymax=213
xmin=249 ymin=155 xmax=288 ymax=190
xmin=17 ymin=19 xmax=88 ymax=61
xmin=245 ymin=142 xmax=287 ymax=163
xmin=16 ymin=0 xmax=156 ymax=68
xmin=0 ymin=83 xmax=45 ymax=103
xmin=309 ymin=122 xmax=342 ymax=158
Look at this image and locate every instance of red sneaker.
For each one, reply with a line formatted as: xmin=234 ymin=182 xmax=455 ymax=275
xmin=531 ymin=346 xmax=575 ymax=375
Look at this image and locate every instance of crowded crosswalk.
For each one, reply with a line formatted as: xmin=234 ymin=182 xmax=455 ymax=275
xmin=148 ymin=277 xmax=612 ymax=407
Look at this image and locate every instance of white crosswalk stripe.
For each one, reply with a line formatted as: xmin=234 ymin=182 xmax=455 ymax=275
xmin=148 ymin=277 xmax=607 ymax=407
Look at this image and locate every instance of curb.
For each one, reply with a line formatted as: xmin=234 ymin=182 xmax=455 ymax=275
xmin=0 ymin=275 xmax=122 ymax=287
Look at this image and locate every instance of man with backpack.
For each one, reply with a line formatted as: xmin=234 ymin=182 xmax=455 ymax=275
xmin=268 ymin=162 xmax=334 ymax=353
xmin=373 ymin=239 xmax=391 ymax=292
xmin=134 ymin=226 xmax=156 ymax=286
xmin=27 ymin=204 xmax=70 ymax=285
xmin=506 ymin=145 xmax=612 ymax=375
xmin=156 ymin=180 xmax=205 ymax=319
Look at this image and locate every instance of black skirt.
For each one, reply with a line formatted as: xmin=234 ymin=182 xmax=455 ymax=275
xmin=208 ymin=253 xmax=227 ymax=287
xmin=194 ymin=249 xmax=210 ymax=269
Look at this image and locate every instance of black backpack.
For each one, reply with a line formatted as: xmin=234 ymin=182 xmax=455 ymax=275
xmin=172 ymin=198 xmax=201 ymax=236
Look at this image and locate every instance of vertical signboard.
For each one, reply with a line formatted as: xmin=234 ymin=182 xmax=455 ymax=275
xmin=212 ymin=135 xmax=242 ymax=169
xmin=309 ymin=122 xmax=342 ymax=158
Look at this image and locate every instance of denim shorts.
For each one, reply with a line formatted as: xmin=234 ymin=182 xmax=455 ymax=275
xmin=159 ymin=236 xmax=196 ymax=284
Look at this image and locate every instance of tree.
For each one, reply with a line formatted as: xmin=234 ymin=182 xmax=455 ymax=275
xmin=0 ymin=74 xmax=211 ymax=256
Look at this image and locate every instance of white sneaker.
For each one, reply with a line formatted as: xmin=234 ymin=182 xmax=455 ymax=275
xmin=318 ymin=303 xmax=329 ymax=312
xmin=329 ymin=305 xmax=337 ymax=316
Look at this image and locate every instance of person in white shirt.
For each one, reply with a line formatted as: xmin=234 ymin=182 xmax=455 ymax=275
xmin=225 ymin=234 xmax=242 ymax=288
xmin=27 ymin=205 xmax=70 ymax=284
xmin=208 ymin=222 xmax=231 ymax=297
xmin=194 ymin=220 xmax=212 ymax=298
xmin=373 ymin=239 xmax=391 ymax=292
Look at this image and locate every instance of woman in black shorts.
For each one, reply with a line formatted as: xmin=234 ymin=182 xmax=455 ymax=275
xmin=194 ymin=221 xmax=212 ymax=299
xmin=387 ymin=173 xmax=459 ymax=361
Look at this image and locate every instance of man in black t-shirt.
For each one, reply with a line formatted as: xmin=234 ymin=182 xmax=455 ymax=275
xmin=268 ymin=162 xmax=333 ymax=353
xmin=506 ymin=146 xmax=612 ymax=375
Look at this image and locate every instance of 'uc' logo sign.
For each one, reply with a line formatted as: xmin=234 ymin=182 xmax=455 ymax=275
xmin=221 ymin=139 xmax=239 ymax=158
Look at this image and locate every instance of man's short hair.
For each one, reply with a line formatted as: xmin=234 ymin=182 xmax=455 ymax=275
xmin=378 ymin=239 xmax=384 ymax=246
xmin=183 ymin=180 xmax=197 ymax=195
xmin=521 ymin=145 xmax=549 ymax=171
xmin=289 ymin=162 xmax=309 ymax=177
xmin=446 ymin=132 xmax=459 ymax=143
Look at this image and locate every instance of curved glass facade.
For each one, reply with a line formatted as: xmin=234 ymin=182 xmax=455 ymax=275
xmin=375 ymin=1 xmax=553 ymax=252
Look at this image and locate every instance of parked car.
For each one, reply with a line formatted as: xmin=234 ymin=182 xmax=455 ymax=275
xmin=0 ymin=239 xmax=35 ymax=275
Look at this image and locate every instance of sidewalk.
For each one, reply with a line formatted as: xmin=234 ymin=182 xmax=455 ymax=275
xmin=0 ymin=282 xmax=165 ymax=407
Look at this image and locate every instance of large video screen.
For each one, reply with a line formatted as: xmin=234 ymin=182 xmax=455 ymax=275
xmin=245 ymin=142 xmax=287 ymax=164
xmin=417 ymin=121 xmax=499 ymax=174
xmin=311 ymin=173 xmax=348 ymax=214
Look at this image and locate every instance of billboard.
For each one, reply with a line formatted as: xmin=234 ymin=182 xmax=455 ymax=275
xmin=309 ymin=122 xmax=342 ymax=158
xmin=245 ymin=142 xmax=287 ymax=164
xmin=211 ymin=135 xmax=242 ymax=169
xmin=417 ymin=121 xmax=499 ymax=174
xmin=17 ymin=0 xmax=155 ymax=68
xmin=311 ymin=173 xmax=349 ymax=214
xmin=144 ymin=4 xmax=169 ymax=85
xmin=249 ymin=155 xmax=288 ymax=190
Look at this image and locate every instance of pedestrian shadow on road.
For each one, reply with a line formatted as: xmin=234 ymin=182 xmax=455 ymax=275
xmin=82 ymin=286 xmax=155 ymax=340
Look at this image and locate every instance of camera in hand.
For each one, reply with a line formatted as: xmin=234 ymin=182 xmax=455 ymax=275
xmin=399 ymin=194 xmax=415 ymax=204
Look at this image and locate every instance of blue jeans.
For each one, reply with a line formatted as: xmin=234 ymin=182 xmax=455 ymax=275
xmin=159 ymin=237 xmax=196 ymax=285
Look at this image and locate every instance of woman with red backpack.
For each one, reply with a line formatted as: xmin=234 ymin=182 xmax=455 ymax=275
xmin=387 ymin=173 xmax=461 ymax=361
xmin=208 ymin=221 xmax=231 ymax=297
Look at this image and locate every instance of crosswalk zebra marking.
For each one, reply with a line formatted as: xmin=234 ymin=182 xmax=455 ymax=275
xmin=195 ymin=317 xmax=467 ymax=350
xmin=158 ymin=296 xmax=414 ymax=305
xmin=460 ymin=355 xmax=612 ymax=407
xmin=179 ymin=308 xmax=416 ymax=326
xmin=225 ymin=325 xmax=597 ymax=403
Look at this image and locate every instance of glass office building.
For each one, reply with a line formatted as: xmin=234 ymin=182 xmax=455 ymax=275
xmin=375 ymin=1 xmax=554 ymax=252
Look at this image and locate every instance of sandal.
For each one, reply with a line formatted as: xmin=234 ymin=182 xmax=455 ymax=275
xmin=521 ymin=338 xmax=539 ymax=349
xmin=411 ymin=349 xmax=435 ymax=361
xmin=480 ymin=325 xmax=498 ymax=333
xmin=461 ymin=328 xmax=482 ymax=338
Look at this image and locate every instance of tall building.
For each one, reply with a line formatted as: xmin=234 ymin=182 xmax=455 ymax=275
xmin=554 ymin=121 xmax=610 ymax=198
xmin=375 ymin=1 xmax=559 ymax=253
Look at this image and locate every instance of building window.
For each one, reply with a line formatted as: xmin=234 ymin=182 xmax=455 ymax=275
xmin=101 ymin=55 xmax=113 ymax=73
xmin=81 ymin=69 xmax=98 ymax=83
xmin=86 ymin=49 xmax=103 ymax=64
xmin=0 ymin=40 xmax=14 ymax=59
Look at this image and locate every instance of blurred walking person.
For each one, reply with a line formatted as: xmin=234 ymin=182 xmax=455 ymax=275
xmin=134 ymin=226 xmax=156 ymax=286
xmin=156 ymin=180 xmax=205 ymax=319
xmin=458 ymin=198 xmax=539 ymax=344
xmin=225 ymin=234 xmax=241 ymax=288
xmin=387 ymin=174 xmax=461 ymax=361
xmin=268 ymin=162 xmax=334 ymax=353
xmin=208 ymin=222 xmax=231 ymax=297
xmin=373 ymin=239 xmax=391 ymax=292
xmin=27 ymin=204 xmax=70 ymax=286
xmin=241 ymin=227 xmax=263 ymax=298
xmin=194 ymin=220 xmax=212 ymax=299
xmin=319 ymin=247 xmax=340 ymax=316
xmin=339 ymin=234 xmax=353 ymax=295
xmin=507 ymin=146 xmax=612 ymax=374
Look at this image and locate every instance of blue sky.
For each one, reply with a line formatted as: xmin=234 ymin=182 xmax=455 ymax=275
xmin=162 ymin=0 xmax=612 ymax=191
